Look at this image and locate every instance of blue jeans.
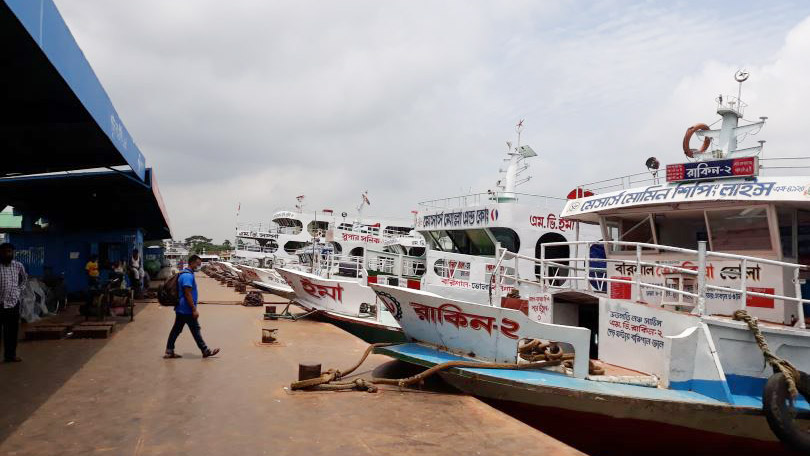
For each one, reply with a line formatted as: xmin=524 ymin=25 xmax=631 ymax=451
xmin=166 ymin=313 xmax=209 ymax=354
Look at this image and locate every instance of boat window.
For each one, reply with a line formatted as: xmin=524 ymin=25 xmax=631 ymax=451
xmin=433 ymin=258 xmax=471 ymax=280
xmin=425 ymin=231 xmax=453 ymax=251
xmin=490 ymin=227 xmax=521 ymax=253
xmin=706 ymin=207 xmax=772 ymax=251
xmin=307 ymin=220 xmax=329 ymax=237
xmin=384 ymin=226 xmax=412 ymax=237
xmin=284 ymin=241 xmax=309 ymax=254
xmin=604 ymin=215 xmax=655 ymax=252
xmin=654 ymin=212 xmax=709 ymax=250
xmin=428 ymin=229 xmax=495 ymax=256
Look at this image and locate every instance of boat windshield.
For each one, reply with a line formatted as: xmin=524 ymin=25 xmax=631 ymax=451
xmin=603 ymin=204 xmax=775 ymax=253
xmin=425 ymin=229 xmax=495 ymax=256
xmin=424 ymin=228 xmax=521 ymax=256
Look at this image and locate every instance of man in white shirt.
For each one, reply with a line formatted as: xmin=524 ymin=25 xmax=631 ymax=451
xmin=0 ymin=243 xmax=27 ymax=363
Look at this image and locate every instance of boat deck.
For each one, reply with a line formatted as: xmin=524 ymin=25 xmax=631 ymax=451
xmin=377 ymin=343 xmax=810 ymax=412
xmin=0 ymin=276 xmax=582 ymax=456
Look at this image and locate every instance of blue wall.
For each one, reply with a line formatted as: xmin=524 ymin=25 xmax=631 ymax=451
xmin=10 ymin=223 xmax=143 ymax=294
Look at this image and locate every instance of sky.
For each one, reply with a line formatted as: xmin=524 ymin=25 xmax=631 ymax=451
xmin=53 ymin=0 xmax=810 ymax=243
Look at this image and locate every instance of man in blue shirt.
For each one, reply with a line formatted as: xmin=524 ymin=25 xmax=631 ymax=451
xmin=164 ymin=255 xmax=220 ymax=359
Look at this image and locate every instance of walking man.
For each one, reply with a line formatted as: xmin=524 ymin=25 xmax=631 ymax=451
xmin=0 ymin=243 xmax=27 ymax=363
xmin=164 ymin=254 xmax=219 ymax=359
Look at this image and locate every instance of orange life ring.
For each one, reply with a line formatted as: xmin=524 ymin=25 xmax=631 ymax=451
xmin=682 ymin=123 xmax=711 ymax=158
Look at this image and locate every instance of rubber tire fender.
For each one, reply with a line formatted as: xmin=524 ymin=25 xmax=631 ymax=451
xmin=762 ymin=371 xmax=810 ymax=453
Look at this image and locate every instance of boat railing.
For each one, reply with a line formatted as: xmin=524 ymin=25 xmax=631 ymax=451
xmin=313 ymin=254 xmax=364 ymax=278
xmin=418 ymin=191 xmax=566 ymax=211
xmin=491 ymin=240 xmax=809 ymax=328
xmin=759 ymin=156 xmax=810 ymax=174
xmin=570 ymin=172 xmax=661 ymax=195
xmin=366 ymin=250 xmax=426 ymax=278
xmin=381 ymin=227 xmax=414 ymax=239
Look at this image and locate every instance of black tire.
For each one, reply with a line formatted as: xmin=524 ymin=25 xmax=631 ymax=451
xmin=763 ymin=371 xmax=810 ymax=452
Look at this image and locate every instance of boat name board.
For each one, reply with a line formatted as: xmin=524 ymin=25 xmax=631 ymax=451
xmin=563 ymin=178 xmax=810 ymax=217
xmin=341 ymin=233 xmax=380 ymax=243
xmin=529 ymin=213 xmax=575 ymax=231
xmin=665 ymin=157 xmax=758 ymax=183
xmin=300 ymin=277 xmax=344 ymax=302
xmin=237 ymin=230 xmax=278 ymax=239
xmin=422 ymin=208 xmax=492 ymax=229
xmin=410 ymin=302 xmax=520 ymax=339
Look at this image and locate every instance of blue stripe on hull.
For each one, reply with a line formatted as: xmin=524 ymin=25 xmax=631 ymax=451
xmin=671 ymin=374 xmax=810 ymax=410
xmin=381 ymin=343 xmax=810 ymax=412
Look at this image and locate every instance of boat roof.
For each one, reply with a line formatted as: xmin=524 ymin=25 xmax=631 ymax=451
xmin=562 ymin=175 xmax=810 ymax=223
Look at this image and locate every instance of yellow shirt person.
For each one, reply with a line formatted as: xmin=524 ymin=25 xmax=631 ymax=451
xmin=85 ymin=258 xmax=99 ymax=278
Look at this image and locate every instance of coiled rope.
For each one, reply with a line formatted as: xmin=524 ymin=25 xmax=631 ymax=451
xmin=733 ymin=309 xmax=800 ymax=398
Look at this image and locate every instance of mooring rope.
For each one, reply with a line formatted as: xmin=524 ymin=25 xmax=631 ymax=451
xmin=733 ymin=309 xmax=800 ymax=398
xmin=290 ymin=340 xmax=605 ymax=392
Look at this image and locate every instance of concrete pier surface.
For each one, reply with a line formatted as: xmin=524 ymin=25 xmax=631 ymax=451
xmin=0 ymin=276 xmax=582 ymax=456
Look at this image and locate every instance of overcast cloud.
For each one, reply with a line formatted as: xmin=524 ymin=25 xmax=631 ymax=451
xmin=53 ymin=0 xmax=810 ymax=242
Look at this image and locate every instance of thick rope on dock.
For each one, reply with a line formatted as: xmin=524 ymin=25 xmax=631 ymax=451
xmin=291 ymin=341 xmax=604 ymax=392
xmin=733 ymin=309 xmax=800 ymax=398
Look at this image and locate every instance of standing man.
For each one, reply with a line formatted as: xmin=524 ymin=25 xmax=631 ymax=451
xmin=129 ymin=249 xmax=144 ymax=296
xmin=0 ymin=243 xmax=27 ymax=363
xmin=164 ymin=254 xmax=220 ymax=359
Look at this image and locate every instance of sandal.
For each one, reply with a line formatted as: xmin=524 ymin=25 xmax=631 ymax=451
xmin=202 ymin=348 xmax=220 ymax=358
xmin=163 ymin=352 xmax=182 ymax=359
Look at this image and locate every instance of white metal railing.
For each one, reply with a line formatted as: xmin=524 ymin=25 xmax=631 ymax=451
xmin=717 ymin=95 xmax=747 ymax=117
xmin=490 ymin=240 xmax=809 ymax=329
xmin=418 ymin=191 xmax=566 ymax=211
xmin=311 ymin=250 xmax=426 ymax=282
xmin=571 ymin=172 xmax=661 ymax=195
xmin=366 ymin=250 xmax=426 ymax=278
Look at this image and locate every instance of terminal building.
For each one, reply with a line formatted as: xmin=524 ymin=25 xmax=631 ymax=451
xmin=1 ymin=0 xmax=171 ymax=295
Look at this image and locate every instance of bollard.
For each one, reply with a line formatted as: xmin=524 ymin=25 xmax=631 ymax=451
xmin=298 ymin=363 xmax=322 ymax=381
xmin=262 ymin=328 xmax=278 ymax=344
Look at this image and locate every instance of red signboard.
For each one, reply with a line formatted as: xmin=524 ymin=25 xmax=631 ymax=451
xmin=746 ymin=287 xmax=775 ymax=309
xmin=665 ymin=156 xmax=758 ymax=183
xmin=610 ymin=276 xmax=632 ymax=300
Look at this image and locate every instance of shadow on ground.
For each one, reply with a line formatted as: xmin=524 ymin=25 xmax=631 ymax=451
xmin=0 ymin=303 xmax=148 ymax=444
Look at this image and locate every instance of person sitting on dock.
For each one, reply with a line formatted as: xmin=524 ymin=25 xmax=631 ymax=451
xmin=0 ymin=243 xmax=27 ymax=363
xmin=164 ymin=254 xmax=220 ymax=359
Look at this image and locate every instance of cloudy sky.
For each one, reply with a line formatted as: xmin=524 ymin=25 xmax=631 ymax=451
xmin=54 ymin=0 xmax=810 ymax=243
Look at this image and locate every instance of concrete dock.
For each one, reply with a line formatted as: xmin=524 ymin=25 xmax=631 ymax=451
xmin=0 ymin=276 xmax=583 ymax=456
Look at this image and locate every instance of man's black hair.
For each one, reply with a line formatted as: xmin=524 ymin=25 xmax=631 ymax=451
xmin=188 ymin=254 xmax=201 ymax=263
xmin=0 ymin=243 xmax=14 ymax=250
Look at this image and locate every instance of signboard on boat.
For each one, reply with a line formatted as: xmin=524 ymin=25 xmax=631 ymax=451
xmin=599 ymin=300 xmax=699 ymax=379
xmin=609 ymin=259 xmax=784 ymax=321
xmin=237 ymin=230 xmax=279 ymax=240
xmin=561 ymin=176 xmax=810 ymax=218
xmin=665 ymin=157 xmax=758 ymax=183
xmin=528 ymin=292 xmax=552 ymax=323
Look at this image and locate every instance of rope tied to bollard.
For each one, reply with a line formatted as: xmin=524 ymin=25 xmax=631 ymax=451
xmin=291 ymin=340 xmax=605 ymax=392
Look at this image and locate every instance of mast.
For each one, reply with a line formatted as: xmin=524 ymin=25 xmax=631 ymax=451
xmin=496 ymin=120 xmax=536 ymax=202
